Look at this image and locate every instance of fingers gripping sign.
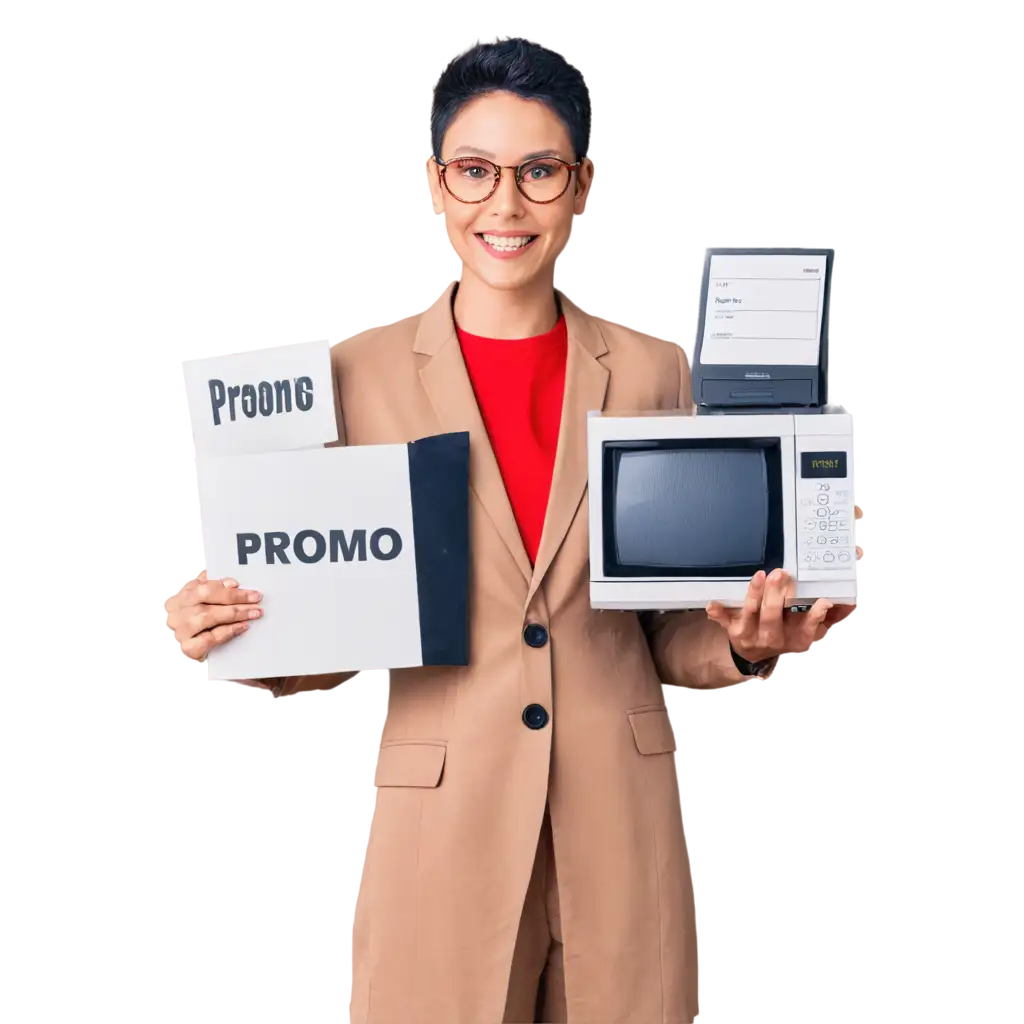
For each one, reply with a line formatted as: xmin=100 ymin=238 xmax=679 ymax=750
xmin=163 ymin=569 xmax=264 ymax=663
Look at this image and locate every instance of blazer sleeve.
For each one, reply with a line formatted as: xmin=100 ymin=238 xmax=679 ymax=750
xmin=636 ymin=343 xmax=779 ymax=689
xmin=234 ymin=342 xmax=385 ymax=704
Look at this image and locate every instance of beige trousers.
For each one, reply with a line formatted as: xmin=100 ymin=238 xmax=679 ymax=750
xmin=502 ymin=802 xmax=567 ymax=1023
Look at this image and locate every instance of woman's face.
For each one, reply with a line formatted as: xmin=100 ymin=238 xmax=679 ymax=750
xmin=426 ymin=90 xmax=594 ymax=293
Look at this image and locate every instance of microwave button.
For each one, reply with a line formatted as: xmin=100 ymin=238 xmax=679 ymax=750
xmin=818 ymin=522 xmax=828 ymax=531
xmin=837 ymin=519 xmax=850 ymax=529
xmin=816 ymin=536 xmax=827 ymax=545
xmin=816 ymin=508 xmax=828 ymax=518
xmin=817 ymin=494 xmax=829 ymax=505
xmin=823 ymin=553 xmax=835 ymax=563
xmin=839 ymin=551 xmax=851 ymax=562
xmin=817 ymin=483 xmax=830 ymax=492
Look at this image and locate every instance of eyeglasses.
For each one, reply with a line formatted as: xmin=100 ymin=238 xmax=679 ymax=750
xmin=435 ymin=155 xmax=581 ymax=204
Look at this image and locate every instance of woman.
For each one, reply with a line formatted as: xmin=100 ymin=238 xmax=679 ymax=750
xmin=163 ymin=37 xmax=862 ymax=1024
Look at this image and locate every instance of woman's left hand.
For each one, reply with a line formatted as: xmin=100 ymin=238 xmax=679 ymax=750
xmin=706 ymin=506 xmax=864 ymax=662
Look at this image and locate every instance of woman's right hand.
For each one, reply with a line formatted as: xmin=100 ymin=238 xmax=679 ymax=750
xmin=164 ymin=569 xmax=263 ymax=662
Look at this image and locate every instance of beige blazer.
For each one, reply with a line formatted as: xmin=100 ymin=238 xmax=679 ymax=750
xmin=252 ymin=282 xmax=775 ymax=1024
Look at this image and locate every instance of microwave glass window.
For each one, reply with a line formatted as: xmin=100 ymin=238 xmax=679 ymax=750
xmin=613 ymin=448 xmax=769 ymax=568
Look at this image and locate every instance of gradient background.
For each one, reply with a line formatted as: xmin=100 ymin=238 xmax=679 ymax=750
xmin=6 ymin=9 xmax=1024 ymax=1024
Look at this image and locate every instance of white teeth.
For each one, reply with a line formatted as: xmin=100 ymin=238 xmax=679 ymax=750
xmin=481 ymin=233 xmax=535 ymax=250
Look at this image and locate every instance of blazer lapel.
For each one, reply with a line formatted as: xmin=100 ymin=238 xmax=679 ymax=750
xmin=525 ymin=290 xmax=609 ymax=609
xmin=414 ymin=282 xmax=534 ymax=585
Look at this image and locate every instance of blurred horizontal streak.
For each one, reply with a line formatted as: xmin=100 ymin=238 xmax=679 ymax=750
xmin=704 ymin=684 xmax=1024 ymax=700
xmin=856 ymin=573 xmax=1024 ymax=618
xmin=737 ymin=647 xmax=1024 ymax=696
xmin=704 ymin=1015 xmax=1024 ymax=1024
xmin=794 ymin=618 xmax=1024 ymax=659
xmin=786 ymin=655 xmax=1024 ymax=679
xmin=602 ymin=110 xmax=1024 ymax=123
xmin=864 ymin=505 xmax=1024 ymax=528
xmin=561 ymin=216 xmax=1024 ymax=296
xmin=585 ymin=156 xmax=1024 ymax=221
xmin=856 ymin=528 xmax=1024 ymax=569
xmin=688 ymin=790 xmax=1024 ymax=847
xmin=569 ymin=214 xmax=1024 ymax=258
xmin=704 ymin=647 xmax=1024 ymax=696
xmin=692 ymin=847 xmax=1024 ymax=913
xmin=860 ymin=552 xmax=1024 ymax=569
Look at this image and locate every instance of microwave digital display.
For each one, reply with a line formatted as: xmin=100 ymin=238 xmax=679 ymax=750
xmin=800 ymin=451 xmax=847 ymax=478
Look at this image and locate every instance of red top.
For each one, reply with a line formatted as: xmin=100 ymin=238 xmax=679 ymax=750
xmin=456 ymin=314 xmax=568 ymax=566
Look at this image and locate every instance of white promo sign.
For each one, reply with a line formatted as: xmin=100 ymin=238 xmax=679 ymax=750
xmin=196 ymin=433 xmax=469 ymax=680
xmin=183 ymin=339 xmax=337 ymax=456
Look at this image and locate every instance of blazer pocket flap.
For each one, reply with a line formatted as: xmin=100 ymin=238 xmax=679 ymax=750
xmin=374 ymin=741 xmax=447 ymax=787
xmin=628 ymin=707 xmax=677 ymax=755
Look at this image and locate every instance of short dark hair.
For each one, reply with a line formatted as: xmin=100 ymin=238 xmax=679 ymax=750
xmin=430 ymin=37 xmax=591 ymax=162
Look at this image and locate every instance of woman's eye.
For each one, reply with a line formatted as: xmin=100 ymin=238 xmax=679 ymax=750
xmin=452 ymin=160 xmax=491 ymax=179
xmin=525 ymin=163 xmax=554 ymax=179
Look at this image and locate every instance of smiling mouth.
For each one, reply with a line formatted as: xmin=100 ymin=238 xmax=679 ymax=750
xmin=475 ymin=232 xmax=539 ymax=252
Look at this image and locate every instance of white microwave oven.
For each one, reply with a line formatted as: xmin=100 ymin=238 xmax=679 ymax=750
xmin=587 ymin=406 xmax=856 ymax=610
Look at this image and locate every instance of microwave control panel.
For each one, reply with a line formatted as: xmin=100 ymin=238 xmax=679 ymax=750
xmin=794 ymin=417 xmax=855 ymax=578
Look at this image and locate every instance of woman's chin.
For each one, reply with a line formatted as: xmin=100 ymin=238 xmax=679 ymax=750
xmin=465 ymin=256 xmax=549 ymax=292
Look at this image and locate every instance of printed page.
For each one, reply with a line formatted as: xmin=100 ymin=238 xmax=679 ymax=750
xmin=700 ymin=253 xmax=828 ymax=366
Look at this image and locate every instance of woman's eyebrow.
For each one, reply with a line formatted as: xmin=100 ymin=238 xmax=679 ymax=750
xmin=451 ymin=145 xmax=564 ymax=160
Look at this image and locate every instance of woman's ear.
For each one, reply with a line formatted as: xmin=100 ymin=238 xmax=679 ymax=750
xmin=573 ymin=158 xmax=594 ymax=214
xmin=426 ymin=156 xmax=445 ymax=215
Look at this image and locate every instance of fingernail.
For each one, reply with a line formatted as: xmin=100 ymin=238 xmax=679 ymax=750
xmin=248 ymin=608 xmax=261 ymax=619
xmin=248 ymin=591 xmax=262 ymax=602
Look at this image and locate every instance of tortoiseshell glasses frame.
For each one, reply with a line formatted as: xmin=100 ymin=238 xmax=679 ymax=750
xmin=432 ymin=153 xmax=585 ymax=205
